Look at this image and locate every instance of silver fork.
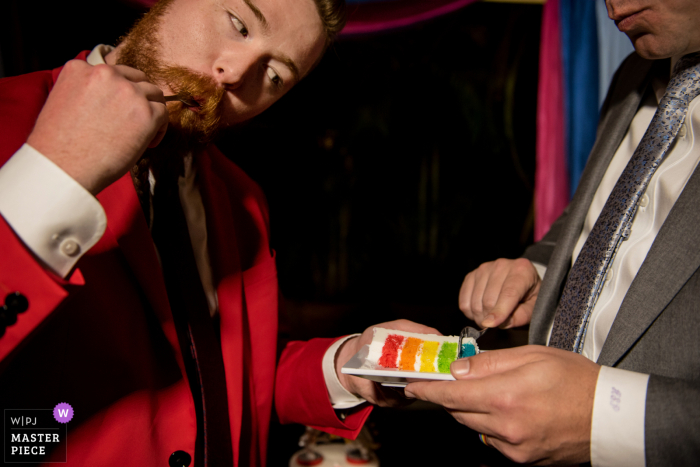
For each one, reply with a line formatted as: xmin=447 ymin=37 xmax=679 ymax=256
xmin=164 ymin=94 xmax=200 ymax=107
xmin=458 ymin=326 xmax=488 ymax=358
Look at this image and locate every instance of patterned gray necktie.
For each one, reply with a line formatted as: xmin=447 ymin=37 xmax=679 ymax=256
xmin=549 ymin=52 xmax=700 ymax=353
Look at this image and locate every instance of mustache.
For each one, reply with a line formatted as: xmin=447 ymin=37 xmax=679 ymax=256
xmin=157 ymin=65 xmax=226 ymax=145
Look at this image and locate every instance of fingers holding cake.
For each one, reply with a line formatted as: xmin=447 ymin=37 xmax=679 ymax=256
xmin=335 ymin=320 xmax=446 ymax=406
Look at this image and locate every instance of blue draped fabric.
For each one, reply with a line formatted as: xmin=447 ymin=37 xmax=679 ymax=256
xmin=560 ymin=0 xmax=599 ymax=197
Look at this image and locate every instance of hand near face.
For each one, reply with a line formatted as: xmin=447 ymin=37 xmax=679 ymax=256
xmin=459 ymin=258 xmax=541 ymax=328
xmin=404 ymin=345 xmax=600 ymax=465
xmin=27 ymin=59 xmax=169 ymax=195
xmin=335 ymin=319 xmax=442 ymax=407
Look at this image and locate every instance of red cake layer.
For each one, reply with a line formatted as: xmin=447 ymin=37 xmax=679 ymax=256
xmin=378 ymin=334 xmax=405 ymax=368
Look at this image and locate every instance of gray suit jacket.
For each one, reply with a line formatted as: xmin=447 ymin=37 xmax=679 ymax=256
xmin=523 ymin=53 xmax=700 ymax=465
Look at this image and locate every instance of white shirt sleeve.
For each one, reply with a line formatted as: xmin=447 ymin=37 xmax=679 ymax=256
xmin=322 ymin=334 xmax=366 ymax=409
xmin=0 ymin=144 xmax=107 ymax=278
xmin=591 ymin=366 xmax=649 ymax=467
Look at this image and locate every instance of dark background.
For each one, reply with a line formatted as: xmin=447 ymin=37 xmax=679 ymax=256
xmin=2 ymin=1 xmax=541 ymax=464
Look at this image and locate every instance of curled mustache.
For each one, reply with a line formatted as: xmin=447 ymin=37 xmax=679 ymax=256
xmin=158 ymin=66 xmax=226 ymax=146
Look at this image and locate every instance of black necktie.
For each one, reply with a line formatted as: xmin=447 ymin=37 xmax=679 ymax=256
xmin=150 ymin=157 xmax=234 ymax=466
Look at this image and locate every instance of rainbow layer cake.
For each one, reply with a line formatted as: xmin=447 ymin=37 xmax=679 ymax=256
xmin=366 ymin=328 xmax=478 ymax=374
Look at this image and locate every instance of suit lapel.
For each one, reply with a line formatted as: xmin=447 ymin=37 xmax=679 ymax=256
xmin=530 ymin=55 xmax=656 ymax=343
xmin=598 ymin=163 xmax=700 ymax=366
xmin=96 ymin=173 xmax=184 ymax=366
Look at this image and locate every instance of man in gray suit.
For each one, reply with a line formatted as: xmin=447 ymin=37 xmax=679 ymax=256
xmin=405 ymin=1 xmax=700 ymax=466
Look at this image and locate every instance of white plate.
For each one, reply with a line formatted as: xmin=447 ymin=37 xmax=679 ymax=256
xmin=340 ymin=345 xmax=456 ymax=387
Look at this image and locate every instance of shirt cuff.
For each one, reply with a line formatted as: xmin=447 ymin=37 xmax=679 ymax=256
xmin=0 ymin=144 xmax=107 ymax=277
xmin=531 ymin=261 xmax=547 ymax=281
xmin=591 ymin=366 xmax=649 ymax=467
xmin=322 ymin=334 xmax=366 ymax=410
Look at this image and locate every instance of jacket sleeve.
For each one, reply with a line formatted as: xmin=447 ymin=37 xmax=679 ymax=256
xmin=644 ymin=376 xmax=700 ymax=465
xmin=0 ymin=69 xmax=88 ymax=362
xmin=275 ymin=337 xmax=372 ymax=440
xmin=0 ymin=216 xmax=85 ymax=363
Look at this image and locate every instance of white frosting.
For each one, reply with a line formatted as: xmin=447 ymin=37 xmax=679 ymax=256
xmin=413 ymin=343 xmax=423 ymax=372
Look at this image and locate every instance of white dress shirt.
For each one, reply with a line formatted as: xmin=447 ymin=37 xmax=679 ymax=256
xmin=0 ymin=45 xmax=362 ymax=409
xmin=538 ymin=57 xmax=700 ymax=467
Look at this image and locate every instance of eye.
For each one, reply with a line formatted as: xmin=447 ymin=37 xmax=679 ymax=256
xmin=230 ymin=14 xmax=248 ymax=38
xmin=266 ymin=67 xmax=283 ymax=89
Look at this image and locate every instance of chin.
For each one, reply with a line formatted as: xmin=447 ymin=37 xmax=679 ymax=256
xmin=631 ymin=34 xmax=686 ymax=60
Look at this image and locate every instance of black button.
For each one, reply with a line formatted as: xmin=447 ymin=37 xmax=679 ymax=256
xmin=169 ymin=450 xmax=191 ymax=467
xmin=0 ymin=306 xmax=17 ymax=326
xmin=5 ymin=292 xmax=28 ymax=314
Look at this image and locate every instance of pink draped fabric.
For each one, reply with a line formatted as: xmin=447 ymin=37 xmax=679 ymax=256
xmin=124 ymin=0 xmax=479 ymax=36
xmin=343 ymin=0 xmax=478 ymax=35
xmin=535 ymin=0 xmax=569 ymax=241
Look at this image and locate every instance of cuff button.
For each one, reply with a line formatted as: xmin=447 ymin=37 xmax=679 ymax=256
xmin=60 ymin=239 xmax=81 ymax=257
xmin=5 ymin=292 xmax=28 ymax=314
xmin=0 ymin=306 xmax=17 ymax=326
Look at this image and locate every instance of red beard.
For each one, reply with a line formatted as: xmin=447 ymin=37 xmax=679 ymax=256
xmin=116 ymin=0 xmax=225 ymax=150
xmin=153 ymin=66 xmax=225 ymax=146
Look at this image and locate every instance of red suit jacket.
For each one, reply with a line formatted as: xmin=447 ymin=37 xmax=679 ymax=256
xmin=0 ymin=52 xmax=371 ymax=466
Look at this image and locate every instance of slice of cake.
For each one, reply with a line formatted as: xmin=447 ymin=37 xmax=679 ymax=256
xmin=366 ymin=328 xmax=478 ymax=374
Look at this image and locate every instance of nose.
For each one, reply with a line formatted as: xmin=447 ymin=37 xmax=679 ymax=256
xmin=604 ymin=1 xmax=615 ymax=20
xmin=213 ymin=51 xmax=259 ymax=90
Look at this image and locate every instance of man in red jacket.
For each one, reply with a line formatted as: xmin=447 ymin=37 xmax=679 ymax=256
xmin=0 ymin=0 xmax=430 ymax=465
